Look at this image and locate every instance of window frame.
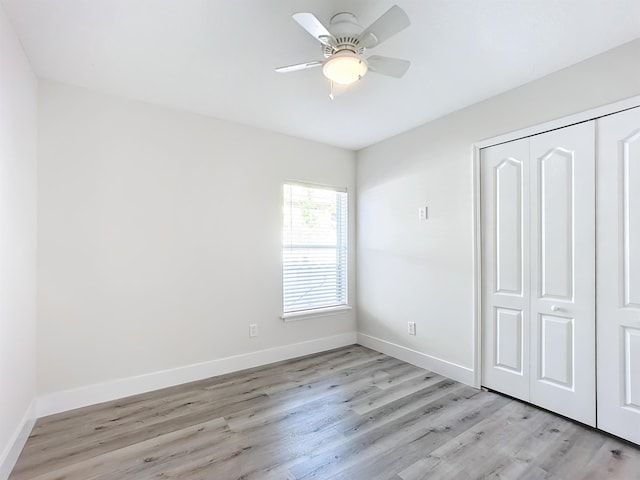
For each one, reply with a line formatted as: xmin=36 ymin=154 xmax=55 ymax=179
xmin=281 ymin=181 xmax=350 ymax=321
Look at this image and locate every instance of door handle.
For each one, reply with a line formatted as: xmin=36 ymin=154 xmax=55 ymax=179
xmin=551 ymin=305 xmax=562 ymax=312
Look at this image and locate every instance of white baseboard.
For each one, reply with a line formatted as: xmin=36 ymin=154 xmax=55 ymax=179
xmin=37 ymin=332 xmax=357 ymax=417
xmin=0 ymin=400 xmax=36 ymax=480
xmin=357 ymin=333 xmax=476 ymax=387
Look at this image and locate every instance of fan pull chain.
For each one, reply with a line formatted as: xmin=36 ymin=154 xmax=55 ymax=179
xmin=329 ymin=80 xmax=335 ymax=101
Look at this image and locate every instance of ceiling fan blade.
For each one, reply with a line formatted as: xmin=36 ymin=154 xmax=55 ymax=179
xmin=292 ymin=13 xmax=336 ymax=47
xmin=367 ymin=56 xmax=410 ymax=78
xmin=275 ymin=61 xmax=323 ymax=73
xmin=358 ymin=5 xmax=410 ymax=49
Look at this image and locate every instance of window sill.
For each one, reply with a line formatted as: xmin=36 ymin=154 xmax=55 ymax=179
xmin=281 ymin=305 xmax=352 ymax=322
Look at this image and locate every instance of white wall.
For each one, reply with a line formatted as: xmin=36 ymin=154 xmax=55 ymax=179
xmin=38 ymin=80 xmax=356 ymax=404
xmin=356 ymin=39 xmax=640 ymax=380
xmin=0 ymin=4 xmax=38 ymax=478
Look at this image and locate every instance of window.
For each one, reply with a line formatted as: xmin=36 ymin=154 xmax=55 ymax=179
xmin=282 ymin=182 xmax=348 ymax=316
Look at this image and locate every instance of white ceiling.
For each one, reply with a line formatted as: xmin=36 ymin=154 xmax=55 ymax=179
xmin=3 ymin=0 xmax=640 ymax=150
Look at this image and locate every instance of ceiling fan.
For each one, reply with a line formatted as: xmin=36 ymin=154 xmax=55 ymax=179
xmin=275 ymin=5 xmax=411 ymax=98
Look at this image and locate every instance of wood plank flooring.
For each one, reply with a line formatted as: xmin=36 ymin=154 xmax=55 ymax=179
xmin=10 ymin=345 xmax=640 ymax=479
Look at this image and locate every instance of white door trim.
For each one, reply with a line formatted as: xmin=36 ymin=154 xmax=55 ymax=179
xmin=471 ymin=94 xmax=640 ymax=389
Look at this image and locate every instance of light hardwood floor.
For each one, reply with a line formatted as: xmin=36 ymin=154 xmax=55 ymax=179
xmin=10 ymin=345 xmax=640 ymax=479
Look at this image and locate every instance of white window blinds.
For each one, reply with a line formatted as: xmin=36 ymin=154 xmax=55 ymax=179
xmin=283 ymin=182 xmax=348 ymax=314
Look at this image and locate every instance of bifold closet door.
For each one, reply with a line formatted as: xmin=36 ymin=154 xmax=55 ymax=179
xmin=481 ymin=139 xmax=531 ymax=402
xmin=528 ymin=122 xmax=595 ymax=426
xmin=481 ymin=121 xmax=596 ymax=426
xmin=597 ymin=107 xmax=640 ymax=444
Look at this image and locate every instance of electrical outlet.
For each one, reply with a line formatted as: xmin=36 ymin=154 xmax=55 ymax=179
xmin=408 ymin=321 xmax=416 ymax=335
xmin=249 ymin=324 xmax=258 ymax=337
xmin=418 ymin=206 xmax=428 ymax=220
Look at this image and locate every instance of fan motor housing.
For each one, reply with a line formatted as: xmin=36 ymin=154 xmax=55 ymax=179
xmin=323 ymin=12 xmax=365 ymax=57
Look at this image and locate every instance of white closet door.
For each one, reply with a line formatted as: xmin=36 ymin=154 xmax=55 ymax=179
xmin=597 ymin=107 xmax=640 ymax=444
xmin=481 ymin=122 xmax=595 ymax=426
xmin=481 ymin=139 xmax=531 ymax=401
xmin=529 ymin=122 xmax=596 ymax=426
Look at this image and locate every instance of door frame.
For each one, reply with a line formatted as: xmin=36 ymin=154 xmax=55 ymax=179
xmin=471 ymin=94 xmax=640 ymax=389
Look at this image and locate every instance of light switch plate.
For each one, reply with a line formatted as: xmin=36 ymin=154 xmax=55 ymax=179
xmin=408 ymin=321 xmax=416 ymax=335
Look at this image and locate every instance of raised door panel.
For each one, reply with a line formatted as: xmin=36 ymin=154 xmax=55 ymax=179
xmin=597 ymin=107 xmax=640 ymax=444
xmin=624 ymin=327 xmax=640 ymax=411
xmin=529 ymin=121 xmax=596 ymax=426
xmin=538 ymin=148 xmax=573 ymax=300
xmin=624 ymin=131 xmax=640 ymax=308
xmin=494 ymin=307 xmax=524 ymax=374
xmin=539 ymin=315 xmax=574 ymax=389
xmin=481 ymin=139 xmax=530 ymax=401
xmin=495 ymin=159 xmax=524 ymax=295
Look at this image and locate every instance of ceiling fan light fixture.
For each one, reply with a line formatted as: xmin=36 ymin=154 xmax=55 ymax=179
xmin=322 ymin=51 xmax=367 ymax=85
